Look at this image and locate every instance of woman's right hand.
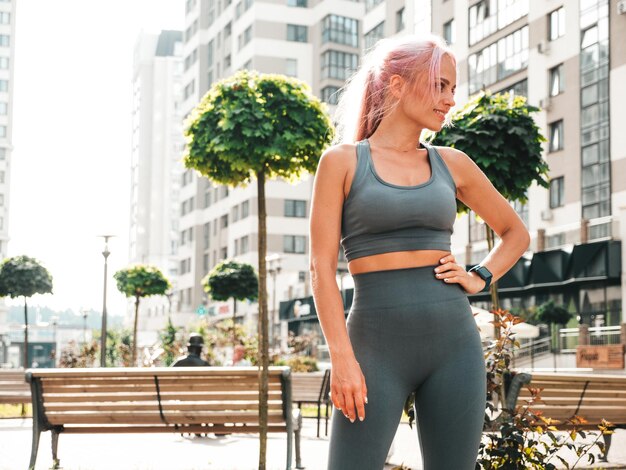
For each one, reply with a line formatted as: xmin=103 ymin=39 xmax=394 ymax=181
xmin=329 ymin=356 xmax=368 ymax=422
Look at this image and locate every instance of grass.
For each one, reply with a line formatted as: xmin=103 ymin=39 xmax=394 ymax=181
xmin=0 ymin=403 xmax=31 ymax=418
xmin=298 ymin=404 xmax=410 ymax=423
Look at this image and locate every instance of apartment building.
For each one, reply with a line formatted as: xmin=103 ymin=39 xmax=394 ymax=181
xmin=177 ymin=0 xmax=364 ymax=340
xmin=129 ymin=31 xmax=186 ymax=333
xmin=280 ymin=0 xmax=626 ymax=337
xmin=0 ymin=0 xmax=15 ymax=335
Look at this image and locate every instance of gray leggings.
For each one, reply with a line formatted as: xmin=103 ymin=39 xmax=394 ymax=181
xmin=327 ymin=265 xmax=486 ymax=470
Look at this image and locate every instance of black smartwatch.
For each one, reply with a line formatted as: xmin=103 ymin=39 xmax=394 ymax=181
xmin=468 ymin=265 xmax=492 ymax=292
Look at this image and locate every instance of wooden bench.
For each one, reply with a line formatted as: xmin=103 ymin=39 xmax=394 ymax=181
xmin=0 ymin=369 xmax=30 ymax=406
xmin=292 ymin=369 xmax=331 ymax=438
xmin=515 ymin=372 xmax=626 ymax=462
xmin=26 ymin=366 xmax=303 ymax=470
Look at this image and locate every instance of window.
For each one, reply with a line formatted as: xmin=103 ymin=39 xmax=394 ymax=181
xmin=232 ymin=204 xmax=240 ymax=222
xmin=365 ymin=0 xmax=383 ymax=12
xmin=549 ymin=7 xmax=565 ymax=41
xmin=225 ymin=54 xmax=231 ymax=68
xmin=244 ymin=0 xmax=253 ymax=10
xmin=240 ymin=235 xmax=249 ymax=254
xmin=220 ymin=247 xmax=228 ymax=259
xmin=497 ymin=79 xmax=528 ymax=98
xmin=322 ymin=15 xmax=358 ymax=47
xmin=284 ymin=235 xmax=306 ymax=254
xmin=549 ymin=177 xmax=564 ymax=208
xmin=469 ymin=210 xmax=487 ymax=242
xmin=396 ymin=7 xmax=405 ymax=32
xmin=0 ymin=57 xmax=9 ymax=69
xmin=468 ymin=0 xmax=528 ymax=46
xmin=468 ymin=26 xmax=528 ymax=94
xmin=204 ymin=187 xmax=212 ymax=208
xmin=207 ymin=39 xmax=214 ymax=65
xmin=549 ymin=120 xmax=564 ymax=152
xmin=183 ymin=80 xmax=196 ymax=100
xmin=0 ymin=194 xmax=4 ymax=206
xmin=549 ymin=64 xmax=564 ymax=96
xmin=203 ymin=254 xmax=209 ymax=273
xmin=0 ymin=126 xmax=6 ymax=138
xmin=0 ymin=80 xmax=7 ymax=92
xmin=0 ymin=171 xmax=4 ymax=184
xmin=443 ymin=19 xmax=455 ymax=45
xmin=286 ymin=58 xmax=297 ymax=77
xmin=220 ymin=214 xmax=228 ymax=228
xmin=0 ymin=35 xmax=9 ymax=47
xmin=203 ymin=222 xmax=210 ymax=249
xmin=236 ymin=1 xmax=243 ymax=18
xmin=364 ymin=21 xmax=384 ymax=51
xmin=241 ymin=200 xmax=249 ymax=218
xmin=0 ymin=13 xmax=9 ymax=24
xmin=0 ymin=103 xmax=6 ymax=115
xmin=287 ymin=24 xmax=307 ymax=42
xmin=287 ymin=0 xmax=306 ymax=6
xmin=321 ymin=86 xmax=341 ymax=105
xmin=0 ymin=148 xmax=5 ymax=160
xmin=285 ymin=199 xmax=306 ymax=217
xmin=224 ymin=22 xmax=232 ymax=39
xmin=243 ymin=25 xmax=252 ymax=45
xmin=321 ymin=50 xmax=358 ymax=80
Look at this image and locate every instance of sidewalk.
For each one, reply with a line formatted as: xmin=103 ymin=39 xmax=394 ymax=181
xmin=1 ymin=416 xmax=626 ymax=470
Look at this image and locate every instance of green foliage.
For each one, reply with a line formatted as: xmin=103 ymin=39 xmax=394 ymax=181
xmin=158 ymin=318 xmax=183 ymax=367
xmin=0 ymin=255 xmax=53 ymax=298
xmin=274 ymin=355 xmax=318 ymax=372
xmin=93 ymin=328 xmax=133 ymax=367
xmin=58 ymin=340 xmax=99 ymax=368
xmin=195 ymin=319 xmax=258 ymax=366
xmin=537 ymin=300 xmax=572 ymax=326
xmin=203 ymin=260 xmax=258 ymax=302
xmin=430 ymin=90 xmax=549 ymax=215
xmin=113 ymin=264 xmax=171 ymax=299
xmin=183 ymin=69 xmax=334 ymax=186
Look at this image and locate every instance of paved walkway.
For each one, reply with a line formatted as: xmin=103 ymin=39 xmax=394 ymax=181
xmin=1 ymin=415 xmax=626 ymax=470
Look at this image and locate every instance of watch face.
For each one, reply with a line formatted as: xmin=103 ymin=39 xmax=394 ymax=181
xmin=476 ymin=266 xmax=492 ymax=280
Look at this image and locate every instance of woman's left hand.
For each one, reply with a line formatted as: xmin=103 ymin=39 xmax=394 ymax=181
xmin=434 ymin=254 xmax=487 ymax=295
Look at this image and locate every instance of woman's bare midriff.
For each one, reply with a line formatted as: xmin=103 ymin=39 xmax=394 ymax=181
xmin=347 ymin=249 xmax=451 ymax=276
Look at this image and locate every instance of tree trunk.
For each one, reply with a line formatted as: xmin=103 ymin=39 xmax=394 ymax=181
xmin=257 ymin=171 xmax=269 ymax=470
xmin=132 ymin=297 xmax=140 ymax=367
xmin=486 ymin=225 xmax=501 ymax=339
xmin=23 ymin=298 xmax=29 ymax=369
xmin=233 ymin=298 xmax=237 ymax=344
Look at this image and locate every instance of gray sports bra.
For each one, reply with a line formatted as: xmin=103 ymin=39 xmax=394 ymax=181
xmin=340 ymin=139 xmax=457 ymax=262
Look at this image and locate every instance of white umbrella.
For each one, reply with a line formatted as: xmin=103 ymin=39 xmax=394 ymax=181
xmin=471 ymin=306 xmax=540 ymax=340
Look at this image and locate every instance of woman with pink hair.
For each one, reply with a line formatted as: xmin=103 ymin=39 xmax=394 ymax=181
xmin=309 ymin=33 xmax=530 ymax=469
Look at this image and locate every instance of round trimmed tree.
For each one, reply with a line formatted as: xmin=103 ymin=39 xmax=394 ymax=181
xmin=0 ymin=255 xmax=53 ymax=369
xmin=183 ymin=69 xmax=333 ymax=468
xmin=113 ymin=265 xmax=171 ymax=366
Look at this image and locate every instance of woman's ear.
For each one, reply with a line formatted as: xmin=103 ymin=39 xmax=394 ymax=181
xmin=388 ymin=74 xmax=405 ymax=100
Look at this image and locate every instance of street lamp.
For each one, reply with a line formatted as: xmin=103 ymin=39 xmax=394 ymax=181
xmin=51 ymin=316 xmax=58 ymax=367
xmin=81 ymin=308 xmax=89 ymax=345
xmin=98 ymin=235 xmax=114 ymax=367
xmin=266 ymin=253 xmax=282 ymax=349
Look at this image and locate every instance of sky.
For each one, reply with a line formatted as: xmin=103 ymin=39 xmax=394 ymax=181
xmin=7 ymin=0 xmax=185 ymax=315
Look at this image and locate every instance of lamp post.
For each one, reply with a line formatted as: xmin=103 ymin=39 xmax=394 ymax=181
xmin=98 ymin=235 xmax=114 ymax=367
xmin=266 ymin=254 xmax=282 ymax=349
xmin=51 ymin=316 xmax=58 ymax=367
xmin=81 ymin=308 xmax=89 ymax=345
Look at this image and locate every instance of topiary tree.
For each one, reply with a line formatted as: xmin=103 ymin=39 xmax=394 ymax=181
xmin=183 ymin=69 xmax=333 ymax=469
xmin=0 ymin=255 xmax=53 ymax=369
xmin=537 ymin=299 xmax=572 ymax=358
xmin=203 ymin=260 xmax=258 ymax=343
xmin=431 ymin=90 xmax=549 ymax=338
xmin=113 ymin=265 xmax=171 ymax=366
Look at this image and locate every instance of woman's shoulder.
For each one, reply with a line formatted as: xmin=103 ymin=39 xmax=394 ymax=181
xmin=431 ymin=145 xmax=474 ymax=171
xmin=319 ymin=142 xmax=359 ymax=171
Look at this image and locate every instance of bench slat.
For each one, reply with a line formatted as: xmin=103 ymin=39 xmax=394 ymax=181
xmin=42 ymin=390 xmax=285 ymax=403
xmin=46 ymin=411 xmax=287 ymax=425
xmin=45 ymin=402 xmax=284 ymax=412
xmin=41 ymin=382 xmax=282 ymax=394
xmin=40 ymin=375 xmax=282 ymax=387
xmin=62 ymin=424 xmax=289 ymax=434
xmin=29 ymin=367 xmax=284 ymax=378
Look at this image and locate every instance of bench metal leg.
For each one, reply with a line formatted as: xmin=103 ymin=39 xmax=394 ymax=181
xmin=316 ymin=403 xmax=321 ymax=438
xmin=51 ymin=428 xmax=61 ymax=469
xmin=293 ymin=409 xmax=304 ymax=469
xmin=28 ymin=425 xmax=41 ymax=470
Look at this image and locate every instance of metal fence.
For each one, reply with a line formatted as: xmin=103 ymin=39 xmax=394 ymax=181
xmin=559 ymin=325 xmax=623 ymax=353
